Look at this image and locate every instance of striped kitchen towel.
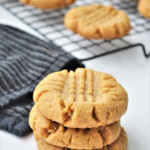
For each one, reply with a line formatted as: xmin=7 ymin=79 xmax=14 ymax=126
xmin=0 ymin=24 xmax=84 ymax=136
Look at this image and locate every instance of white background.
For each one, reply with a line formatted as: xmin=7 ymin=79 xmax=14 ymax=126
xmin=0 ymin=5 xmax=150 ymax=150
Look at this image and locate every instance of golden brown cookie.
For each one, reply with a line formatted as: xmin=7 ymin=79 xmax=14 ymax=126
xmin=29 ymin=105 xmax=121 ymax=149
xmin=34 ymin=128 xmax=127 ymax=150
xmin=138 ymin=0 xmax=150 ymax=18
xmin=20 ymin=0 xmax=76 ymax=9
xmin=33 ymin=68 xmax=128 ymax=128
xmin=64 ymin=4 xmax=131 ymax=39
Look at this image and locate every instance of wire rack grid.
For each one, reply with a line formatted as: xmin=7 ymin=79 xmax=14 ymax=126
xmin=0 ymin=0 xmax=150 ymax=61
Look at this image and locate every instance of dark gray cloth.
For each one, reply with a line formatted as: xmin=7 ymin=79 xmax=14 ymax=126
xmin=0 ymin=24 xmax=84 ymax=136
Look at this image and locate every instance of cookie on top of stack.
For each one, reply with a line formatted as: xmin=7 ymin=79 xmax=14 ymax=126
xmin=29 ymin=68 xmax=128 ymax=150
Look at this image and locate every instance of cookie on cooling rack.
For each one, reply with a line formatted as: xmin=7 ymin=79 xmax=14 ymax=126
xmin=138 ymin=0 xmax=150 ymax=18
xmin=29 ymin=105 xmax=121 ymax=149
xmin=33 ymin=68 xmax=128 ymax=128
xmin=64 ymin=4 xmax=131 ymax=39
xmin=34 ymin=128 xmax=128 ymax=150
xmin=19 ymin=0 xmax=76 ymax=9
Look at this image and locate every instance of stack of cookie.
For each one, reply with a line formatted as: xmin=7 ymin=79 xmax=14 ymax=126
xmin=29 ymin=68 xmax=128 ymax=150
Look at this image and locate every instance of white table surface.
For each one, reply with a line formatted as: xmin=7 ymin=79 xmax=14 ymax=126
xmin=0 ymin=6 xmax=150 ymax=150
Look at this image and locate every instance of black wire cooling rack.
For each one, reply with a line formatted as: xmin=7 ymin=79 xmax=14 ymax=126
xmin=0 ymin=0 xmax=150 ymax=61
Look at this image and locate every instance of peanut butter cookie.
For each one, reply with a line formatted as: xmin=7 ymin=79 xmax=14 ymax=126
xmin=33 ymin=68 xmax=128 ymax=128
xmin=34 ymin=128 xmax=127 ymax=150
xmin=29 ymin=105 xmax=121 ymax=149
xmin=64 ymin=4 xmax=131 ymax=39
xmin=138 ymin=0 xmax=150 ymax=18
xmin=20 ymin=0 xmax=76 ymax=9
